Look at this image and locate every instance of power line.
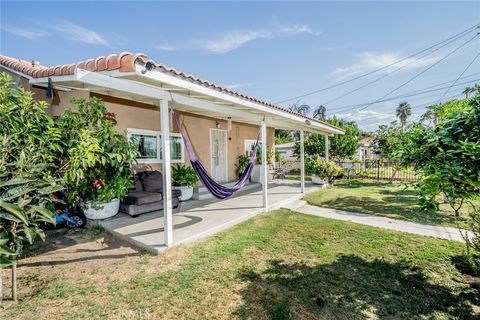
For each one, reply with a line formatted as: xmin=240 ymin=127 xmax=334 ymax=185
xmin=320 ymin=31 xmax=478 ymax=107
xmin=326 ymin=78 xmax=479 ymax=114
xmin=342 ymin=32 xmax=479 ymax=119
xmin=435 ymin=51 xmax=480 ymax=103
xmin=343 ymin=93 xmax=463 ymax=124
xmin=273 ymin=24 xmax=479 ymax=104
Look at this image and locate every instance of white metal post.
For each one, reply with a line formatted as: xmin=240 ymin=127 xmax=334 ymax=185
xmin=300 ymin=129 xmax=305 ymax=194
xmin=261 ymin=120 xmax=268 ymax=211
xmin=325 ymin=135 xmax=330 ymax=162
xmin=160 ymin=99 xmax=173 ymax=247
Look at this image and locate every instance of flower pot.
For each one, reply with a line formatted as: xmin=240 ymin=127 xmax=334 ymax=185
xmin=251 ymin=164 xmax=261 ymax=183
xmin=311 ymin=175 xmax=328 ymax=185
xmin=82 ymin=198 xmax=120 ymax=220
xmin=174 ymin=186 xmax=194 ymax=201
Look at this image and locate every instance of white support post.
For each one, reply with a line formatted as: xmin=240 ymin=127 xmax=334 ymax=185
xmin=325 ymin=135 xmax=330 ymax=162
xmin=160 ymin=99 xmax=173 ymax=247
xmin=261 ymin=120 xmax=268 ymax=211
xmin=300 ymin=129 xmax=305 ymax=194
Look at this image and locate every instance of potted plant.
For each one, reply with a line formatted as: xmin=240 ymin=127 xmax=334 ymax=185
xmin=172 ymin=164 xmax=199 ymax=201
xmin=251 ymin=145 xmax=274 ymax=183
xmin=80 ymin=172 xmax=133 ymax=219
xmin=305 ymin=158 xmax=343 ymax=185
xmin=58 ymin=97 xmax=138 ymax=220
xmin=235 ymin=154 xmax=250 ymax=180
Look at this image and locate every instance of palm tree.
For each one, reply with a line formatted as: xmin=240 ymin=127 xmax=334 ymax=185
xmin=462 ymin=86 xmax=475 ymax=98
xmin=312 ymin=105 xmax=327 ymax=120
xmin=396 ymin=101 xmax=411 ymax=128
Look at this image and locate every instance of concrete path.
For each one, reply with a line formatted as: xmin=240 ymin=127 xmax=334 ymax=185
xmin=291 ymin=201 xmax=474 ymax=242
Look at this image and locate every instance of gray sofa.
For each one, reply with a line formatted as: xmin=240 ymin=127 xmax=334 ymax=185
xmin=120 ymin=170 xmax=181 ymax=217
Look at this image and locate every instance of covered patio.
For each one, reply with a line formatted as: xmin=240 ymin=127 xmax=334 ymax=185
xmin=97 ymin=180 xmax=323 ymax=254
xmin=26 ymin=53 xmax=344 ymax=251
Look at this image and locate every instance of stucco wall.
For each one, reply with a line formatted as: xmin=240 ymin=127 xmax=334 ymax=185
xmin=97 ymin=94 xmax=274 ymax=180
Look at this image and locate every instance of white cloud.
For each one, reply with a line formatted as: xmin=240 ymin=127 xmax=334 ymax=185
xmin=225 ymin=82 xmax=255 ymax=89
xmin=335 ymin=108 xmax=420 ymax=132
xmin=156 ymin=24 xmax=318 ymax=54
xmin=331 ymin=52 xmax=439 ymax=80
xmin=56 ymin=22 xmax=108 ymax=45
xmin=1 ymin=25 xmax=48 ymax=39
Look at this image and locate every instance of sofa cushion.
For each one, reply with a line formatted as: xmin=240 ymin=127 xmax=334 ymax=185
xmin=123 ymin=191 xmax=162 ymax=205
xmin=139 ymin=171 xmax=163 ymax=192
xmin=172 ymin=189 xmax=182 ymax=198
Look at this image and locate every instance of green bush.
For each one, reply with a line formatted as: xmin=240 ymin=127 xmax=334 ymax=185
xmin=235 ymin=155 xmax=250 ymax=177
xmin=305 ymin=158 xmax=343 ymax=183
xmin=172 ymin=164 xmax=199 ymax=186
xmin=0 ymin=72 xmax=63 ymax=267
xmin=56 ymin=97 xmax=138 ymax=204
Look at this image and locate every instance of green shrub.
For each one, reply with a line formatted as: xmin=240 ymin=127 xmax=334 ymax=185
xmin=172 ymin=164 xmax=199 ymax=186
xmin=0 ymin=72 xmax=62 ymax=267
xmin=235 ymin=155 xmax=250 ymax=177
xmin=56 ymin=97 xmax=138 ymax=204
xmin=305 ymin=158 xmax=343 ymax=183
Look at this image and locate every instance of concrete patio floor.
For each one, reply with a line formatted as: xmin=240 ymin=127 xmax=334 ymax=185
xmin=97 ymin=180 xmax=321 ymax=254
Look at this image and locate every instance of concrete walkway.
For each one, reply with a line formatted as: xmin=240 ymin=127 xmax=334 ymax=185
xmin=291 ymin=201 xmax=474 ymax=242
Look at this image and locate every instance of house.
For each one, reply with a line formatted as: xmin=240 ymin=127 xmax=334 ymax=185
xmin=356 ymin=136 xmax=380 ymax=160
xmin=0 ymin=52 xmax=344 ymax=250
xmin=275 ymin=142 xmax=296 ymax=161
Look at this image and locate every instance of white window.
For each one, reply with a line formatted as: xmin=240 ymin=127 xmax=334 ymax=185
xmin=244 ymin=139 xmax=262 ymax=157
xmin=127 ymin=128 xmax=184 ymax=164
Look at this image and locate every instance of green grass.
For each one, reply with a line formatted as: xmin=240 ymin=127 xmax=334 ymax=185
xmin=2 ymin=210 xmax=478 ymax=319
xmin=303 ymin=179 xmax=474 ymax=229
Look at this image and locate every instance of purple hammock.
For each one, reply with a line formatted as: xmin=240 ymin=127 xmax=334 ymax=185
xmin=173 ymin=112 xmax=260 ymax=200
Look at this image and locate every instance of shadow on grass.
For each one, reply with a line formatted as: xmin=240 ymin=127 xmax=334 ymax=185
xmin=333 ymin=180 xmax=388 ymax=189
xmin=235 ymin=255 xmax=478 ymax=319
xmin=319 ymin=195 xmax=462 ymax=227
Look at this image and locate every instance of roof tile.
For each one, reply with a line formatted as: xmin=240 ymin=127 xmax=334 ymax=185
xmin=0 ymin=52 xmax=336 ymax=127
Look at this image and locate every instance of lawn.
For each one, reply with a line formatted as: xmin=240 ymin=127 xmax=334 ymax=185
xmin=303 ymin=179 xmax=474 ymax=229
xmin=1 ymin=210 xmax=478 ymax=319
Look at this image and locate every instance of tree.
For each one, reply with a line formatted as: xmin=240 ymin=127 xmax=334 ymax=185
xmin=396 ymin=101 xmax=411 ymax=127
xmin=462 ymin=86 xmax=475 ymax=98
xmin=312 ymin=105 xmax=327 ymax=120
xmin=288 ymin=101 xmax=311 ymax=116
xmin=401 ymin=88 xmax=480 ymax=271
xmin=372 ymin=121 xmax=409 ymax=182
xmin=293 ymin=117 xmax=361 ymax=162
xmin=0 ymin=73 xmax=63 ymax=300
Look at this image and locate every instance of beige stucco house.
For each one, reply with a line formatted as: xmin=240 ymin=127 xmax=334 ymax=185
xmin=0 ymin=52 xmax=343 ymax=248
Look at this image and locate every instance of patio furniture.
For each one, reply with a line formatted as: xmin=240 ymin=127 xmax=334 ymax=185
xmin=271 ymin=162 xmax=286 ymax=180
xmin=120 ymin=170 xmax=181 ymax=217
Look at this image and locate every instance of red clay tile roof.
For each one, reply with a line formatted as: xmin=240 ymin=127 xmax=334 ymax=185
xmin=0 ymin=52 xmax=338 ymax=127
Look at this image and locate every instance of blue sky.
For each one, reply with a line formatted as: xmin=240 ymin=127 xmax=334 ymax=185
xmin=1 ymin=1 xmax=479 ymax=131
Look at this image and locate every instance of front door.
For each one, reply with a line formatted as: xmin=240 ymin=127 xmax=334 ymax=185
xmin=210 ymin=128 xmax=228 ymax=182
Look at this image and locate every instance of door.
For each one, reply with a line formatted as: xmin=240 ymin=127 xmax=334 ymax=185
xmin=210 ymin=128 xmax=228 ymax=182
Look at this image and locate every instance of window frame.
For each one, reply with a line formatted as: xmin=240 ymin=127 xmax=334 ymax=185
xmin=127 ymin=128 xmax=184 ymax=164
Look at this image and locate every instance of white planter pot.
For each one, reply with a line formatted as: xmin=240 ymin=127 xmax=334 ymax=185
xmin=82 ymin=198 xmax=120 ymax=220
xmin=175 ymin=186 xmax=194 ymax=201
xmin=311 ymin=175 xmax=328 ymax=185
xmin=251 ymin=164 xmax=261 ymax=183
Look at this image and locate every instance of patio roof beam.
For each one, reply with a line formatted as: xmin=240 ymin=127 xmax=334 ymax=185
xmin=30 ymin=69 xmax=264 ymax=122
xmin=130 ymin=66 xmax=345 ymax=135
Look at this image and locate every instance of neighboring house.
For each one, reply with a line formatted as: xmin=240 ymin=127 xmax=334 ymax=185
xmin=356 ymin=136 xmax=380 ymax=160
xmin=0 ymin=52 xmax=344 ymax=248
xmin=275 ymin=142 xmax=296 ymax=161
